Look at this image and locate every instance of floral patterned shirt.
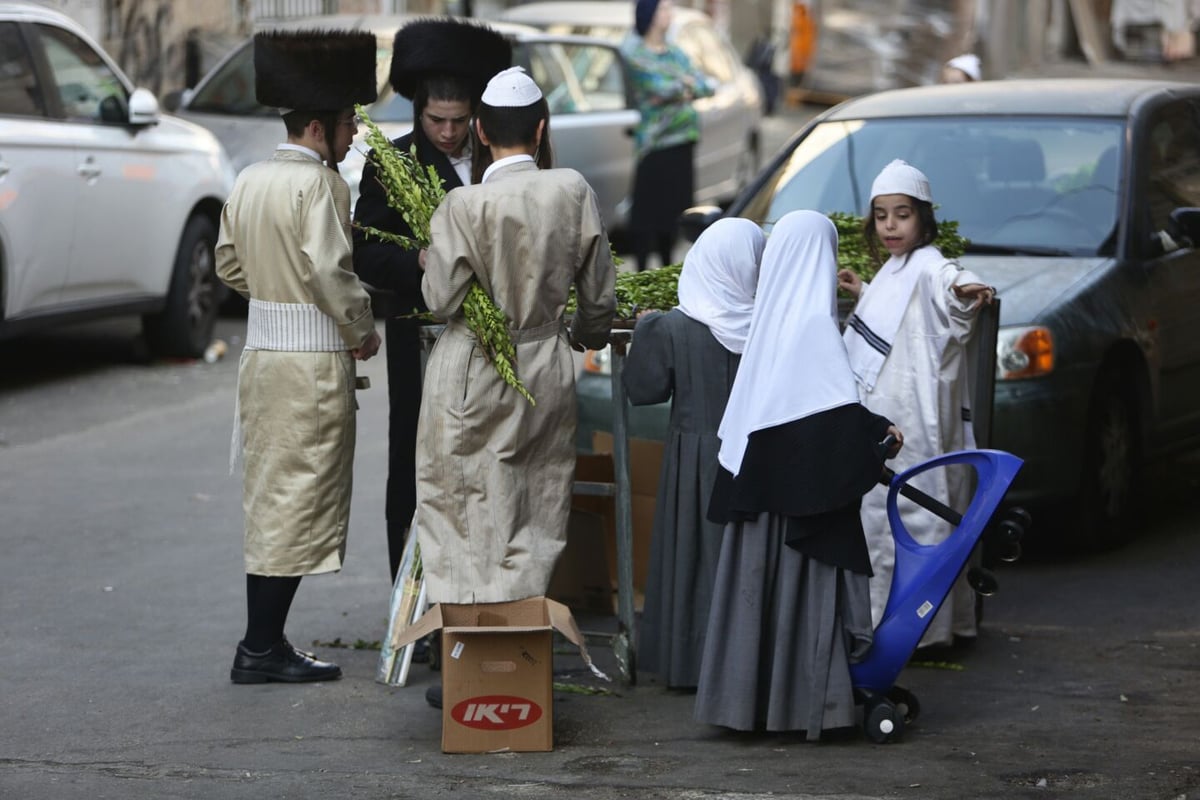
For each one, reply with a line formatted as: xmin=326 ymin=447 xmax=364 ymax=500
xmin=621 ymin=37 xmax=715 ymax=158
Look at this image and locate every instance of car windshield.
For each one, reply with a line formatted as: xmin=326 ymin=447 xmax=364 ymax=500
xmin=740 ymin=116 xmax=1124 ymax=256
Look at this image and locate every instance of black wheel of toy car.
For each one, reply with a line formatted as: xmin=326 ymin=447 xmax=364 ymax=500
xmin=887 ymin=686 xmax=920 ymax=725
xmin=144 ymin=215 xmax=221 ymax=358
xmin=1076 ymin=369 xmax=1141 ymax=549
xmin=863 ymin=697 xmax=903 ymax=743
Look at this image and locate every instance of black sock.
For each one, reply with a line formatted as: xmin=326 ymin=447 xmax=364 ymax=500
xmin=242 ymin=574 xmax=302 ymax=652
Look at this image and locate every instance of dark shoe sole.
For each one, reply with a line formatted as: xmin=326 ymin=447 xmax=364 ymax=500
xmin=230 ymin=666 xmax=342 ymax=684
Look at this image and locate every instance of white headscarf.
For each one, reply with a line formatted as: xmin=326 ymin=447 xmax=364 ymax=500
xmin=717 ymin=210 xmax=861 ymax=476
xmin=675 ymin=218 xmax=766 ymax=354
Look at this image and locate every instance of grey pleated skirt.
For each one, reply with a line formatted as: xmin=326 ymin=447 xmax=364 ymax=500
xmin=694 ymin=513 xmax=874 ymax=741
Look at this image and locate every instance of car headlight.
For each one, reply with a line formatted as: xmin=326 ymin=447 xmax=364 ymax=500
xmin=996 ymin=325 xmax=1055 ymax=380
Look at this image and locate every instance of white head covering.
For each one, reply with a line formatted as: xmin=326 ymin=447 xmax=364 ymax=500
xmin=675 ymin=218 xmax=766 ymax=354
xmin=870 ymin=158 xmax=932 ymax=204
xmin=717 ymin=210 xmax=861 ymax=476
xmin=481 ymin=66 xmax=543 ymax=107
xmin=945 ymin=53 xmax=982 ymax=82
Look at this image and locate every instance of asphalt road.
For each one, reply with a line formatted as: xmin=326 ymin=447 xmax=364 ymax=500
xmin=0 ymin=315 xmax=1197 ymax=800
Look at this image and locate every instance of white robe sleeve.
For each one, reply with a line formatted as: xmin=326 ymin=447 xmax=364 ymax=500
xmin=925 ymin=260 xmax=984 ymax=346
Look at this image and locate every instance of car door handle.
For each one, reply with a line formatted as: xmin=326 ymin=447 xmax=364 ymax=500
xmin=78 ymin=156 xmax=101 ymax=179
xmin=0 ymin=159 xmax=9 ymax=178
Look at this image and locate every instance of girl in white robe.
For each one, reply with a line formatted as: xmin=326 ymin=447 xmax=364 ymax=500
xmin=838 ymin=159 xmax=996 ymax=649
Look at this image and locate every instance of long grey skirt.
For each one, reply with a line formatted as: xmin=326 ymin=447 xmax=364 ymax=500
xmin=694 ymin=513 xmax=874 ymax=741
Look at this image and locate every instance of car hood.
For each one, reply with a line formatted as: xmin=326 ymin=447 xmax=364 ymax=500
xmin=958 ymin=254 xmax=1109 ymax=327
xmin=151 ymin=113 xmax=229 ymax=157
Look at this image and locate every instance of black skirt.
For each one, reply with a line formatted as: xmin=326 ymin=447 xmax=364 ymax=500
xmin=709 ymin=403 xmax=893 ymax=574
xmin=631 ymin=142 xmax=696 ymax=233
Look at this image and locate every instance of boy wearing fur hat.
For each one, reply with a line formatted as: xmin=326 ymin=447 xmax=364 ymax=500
xmin=217 ymin=30 xmax=381 ymax=684
xmin=352 ymin=19 xmax=512 ymax=584
xmin=416 ymin=66 xmax=615 ymax=610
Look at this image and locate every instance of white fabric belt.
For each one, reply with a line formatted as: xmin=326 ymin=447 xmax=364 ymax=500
xmin=244 ymin=299 xmax=346 ymax=351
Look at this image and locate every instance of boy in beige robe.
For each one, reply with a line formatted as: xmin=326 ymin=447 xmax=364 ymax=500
xmin=416 ymin=67 xmax=616 ymax=607
xmin=216 ymin=31 xmax=381 ymax=684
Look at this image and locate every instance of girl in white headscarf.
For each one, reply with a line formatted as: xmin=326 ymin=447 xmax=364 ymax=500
xmin=838 ymin=159 xmax=994 ymax=650
xmin=695 ymin=210 xmax=901 ymax=739
xmin=622 ymin=217 xmax=765 ymax=689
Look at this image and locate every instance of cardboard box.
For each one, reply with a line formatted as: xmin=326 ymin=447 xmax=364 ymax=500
xmin=395 ymin=597 xmax=599 ymax=753
xmin=571 ymin=433 xmax=664 ymax=608
xmin=547 ymin=508 xmax=615 ymax=616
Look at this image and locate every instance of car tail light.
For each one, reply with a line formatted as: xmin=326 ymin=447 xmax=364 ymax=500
xmin=996 ymin=326 xmax=1054 ymax=380
xmin=583 ymin=345 xmax=612 ymax=375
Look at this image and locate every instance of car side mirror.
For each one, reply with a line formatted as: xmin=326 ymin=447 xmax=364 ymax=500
xmin=128 ymin=87 xmax=161 ymax=126
xmin=679 ymin=205 xmax=723 ymax=243
xmin=1167 ymin=207 xmax=1200 ymax=248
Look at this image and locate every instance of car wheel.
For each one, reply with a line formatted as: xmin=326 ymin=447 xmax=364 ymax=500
xmin=143 ymin=215 xmax=220 ymax=358
xmin=1075 ymin=368 xmax=1141 ymax=549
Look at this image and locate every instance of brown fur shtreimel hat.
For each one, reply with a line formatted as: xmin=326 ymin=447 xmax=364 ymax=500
xmin=389 ymin=18 xmax=512 ymax=101
xmin=255 ymin=29 xmax=379 ymax=111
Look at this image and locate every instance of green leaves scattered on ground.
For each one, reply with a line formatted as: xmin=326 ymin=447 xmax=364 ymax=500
xmin=312 ymin=638 xmax=382 ymax=651
xmin=553 ymin=681 xmax=616 ymax=696
xmin=908 ymin=659 xmax=966 ymax=671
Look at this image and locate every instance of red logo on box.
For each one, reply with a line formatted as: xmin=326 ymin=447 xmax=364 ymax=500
xmin=450 ymin=695 xmax=544 ymax=730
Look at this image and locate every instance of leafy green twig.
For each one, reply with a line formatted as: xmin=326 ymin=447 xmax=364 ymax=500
xmin=356 ymin=104 xmax=534 ymax=404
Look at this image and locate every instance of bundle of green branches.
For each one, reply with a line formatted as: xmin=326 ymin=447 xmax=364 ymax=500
xmin=355 ymin=106 xmax=533 ymax=405
xmin=567 ymin=213 xmax=970 ymax=321
xmin=829 ymin=211 xmax=969 ymax=284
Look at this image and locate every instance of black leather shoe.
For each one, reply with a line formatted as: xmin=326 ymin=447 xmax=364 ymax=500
xmin=425 ymin=685 xmax=443 ymax=709
xmin=230 ymin=639 xmax=342 ymax=684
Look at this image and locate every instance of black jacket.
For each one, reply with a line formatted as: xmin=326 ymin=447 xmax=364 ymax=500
xmin=352 ymin=128 xmax=464 ymax=315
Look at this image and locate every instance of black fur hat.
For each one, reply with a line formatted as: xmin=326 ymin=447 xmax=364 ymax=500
xmin=389 ymin=18 xmax=512 ymax=101
xmin=255 ymin=30 xmax=378 ymax=110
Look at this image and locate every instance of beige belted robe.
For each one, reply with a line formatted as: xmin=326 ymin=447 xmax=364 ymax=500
xmin=417 ymin=161 xmax=616 ymax=604
xmin=216 ymin=149 xmax=376 ymax=576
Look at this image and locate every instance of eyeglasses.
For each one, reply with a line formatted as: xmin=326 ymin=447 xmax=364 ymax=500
xmin=337 ymin=115 xmax=360 ymax=128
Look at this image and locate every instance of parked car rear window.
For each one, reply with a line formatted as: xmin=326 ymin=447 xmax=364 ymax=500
xmin=0 ymin=22 xmax=43 ymax=116
xmin=1141 ymin=100 xmax=1200 ymax=254
xmin=186 ymin=41 xmax=272 ymax=116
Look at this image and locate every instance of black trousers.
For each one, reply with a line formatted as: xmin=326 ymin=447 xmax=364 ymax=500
xmin=630 ymin=142 xmax=696 ymax=272
xmin=385 ymin=316 xmax=423 ymax=582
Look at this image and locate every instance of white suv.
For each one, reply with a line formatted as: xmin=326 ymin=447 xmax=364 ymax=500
xmin=0 ymin=2 xmax=235 ymax=357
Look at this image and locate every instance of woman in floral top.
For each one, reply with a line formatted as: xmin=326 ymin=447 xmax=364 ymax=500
xmin=624 ymin=0 xmax=714 ymax=272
